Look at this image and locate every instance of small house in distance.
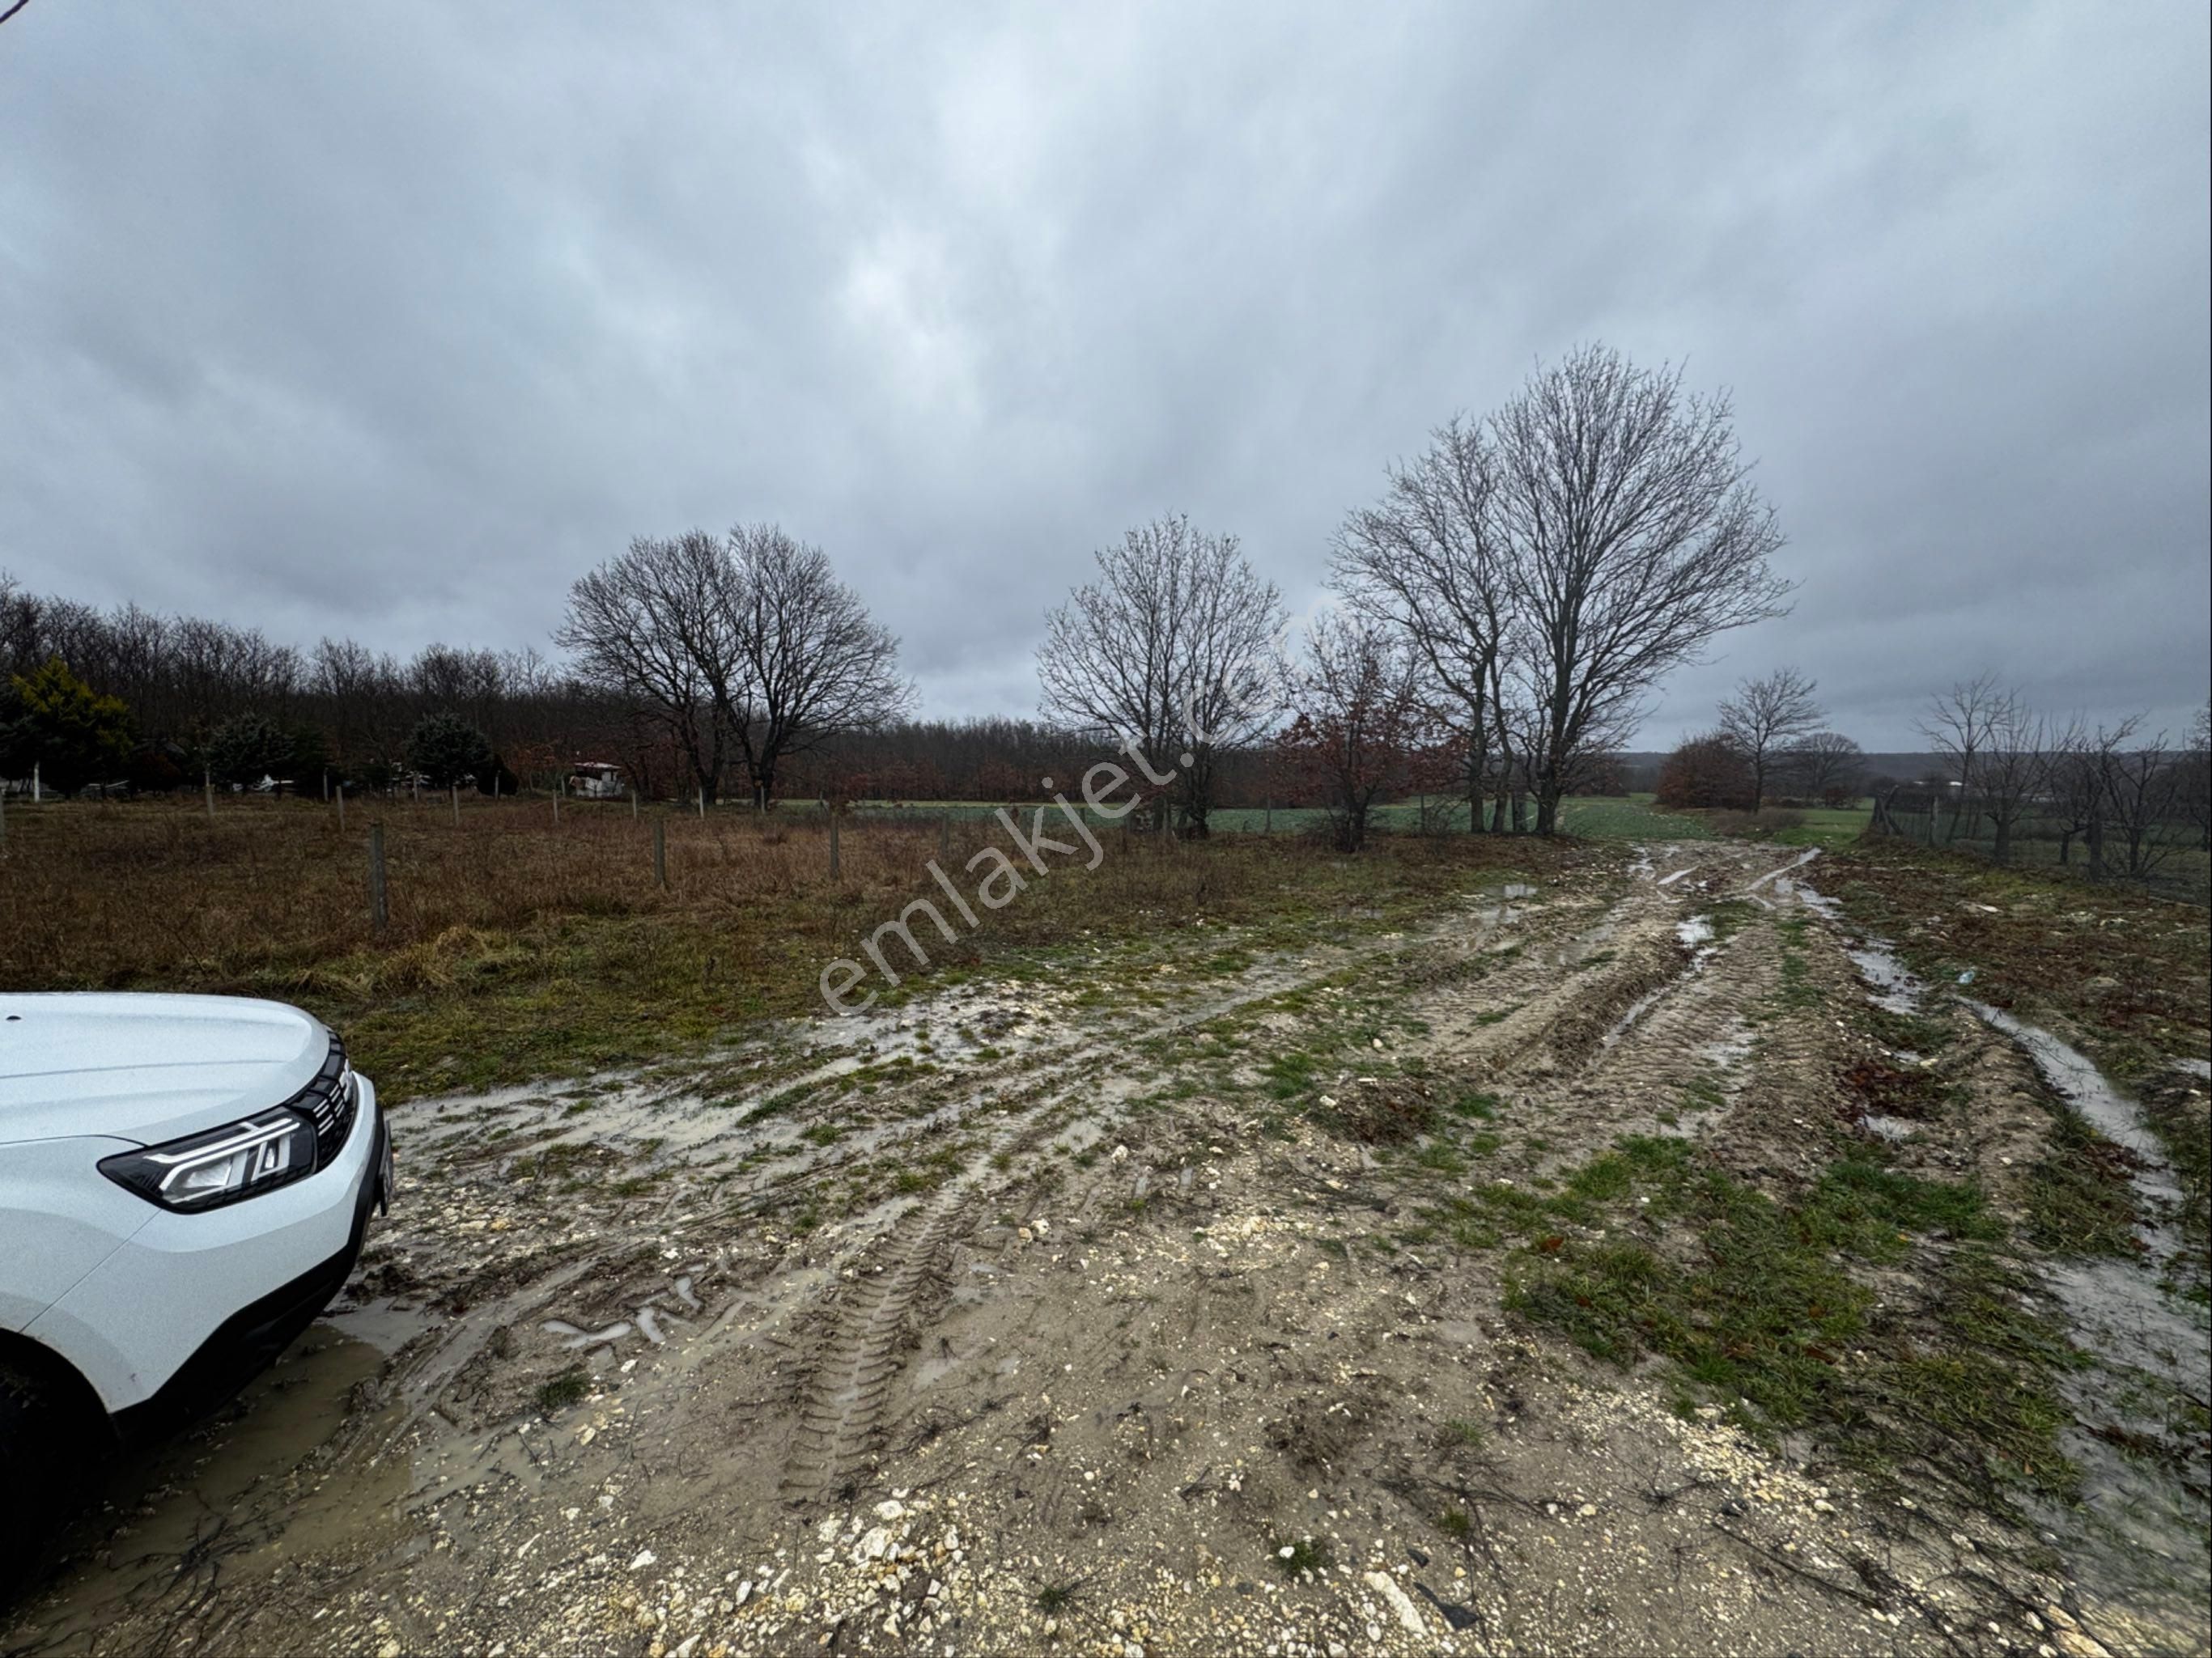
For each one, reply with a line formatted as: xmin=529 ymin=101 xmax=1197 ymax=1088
xmin=567 ymin=761 xmax=626 ymax=799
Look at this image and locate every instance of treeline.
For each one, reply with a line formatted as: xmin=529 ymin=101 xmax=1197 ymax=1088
xmin=0 ymin=577 xmax=629 ymax=795
xmin=0 ymin=575 xmax=1181 ymax=804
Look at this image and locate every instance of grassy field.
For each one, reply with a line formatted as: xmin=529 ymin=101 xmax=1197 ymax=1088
xmin=849 ymin=793 xmax=1708 ymax=837
xmin=0 ymin=795 xmax=1579 ymax=1100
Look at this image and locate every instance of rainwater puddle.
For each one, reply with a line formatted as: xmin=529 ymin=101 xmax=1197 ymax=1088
xmin=11 ymin=1323 xmax=410 ymax=1653
xmin=1815 ymin=885 xmax=2209 ymax=1635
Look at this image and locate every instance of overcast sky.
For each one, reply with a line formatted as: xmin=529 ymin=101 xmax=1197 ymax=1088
xmin=3 ymin=2 xmax=2206 ymax=748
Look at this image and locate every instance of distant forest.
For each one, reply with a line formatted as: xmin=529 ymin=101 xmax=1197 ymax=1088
xmin=0 ymin=575 xmax=1314 ymax=805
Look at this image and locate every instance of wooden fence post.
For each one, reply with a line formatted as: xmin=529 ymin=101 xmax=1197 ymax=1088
xmin=940 ymin=812 xmax=950 ymax=859
xmin=368 ymin=823 xmax=389 ymax=933
xmin=830 ymin=809 xmax=841 ymax=879
xmin=630 ymin=787 xmax=639 ymax=819
xmin=205 ymin=768 xmax=214 ymax=819
xmin=337 ymin=787 xmax=346 ymax=830
xmin=451 ymin=784 xmax=460 ymax=826
xmin=653 ymin=818 xmax=667 ymax=888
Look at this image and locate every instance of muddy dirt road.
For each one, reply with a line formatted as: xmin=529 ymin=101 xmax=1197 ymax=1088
xmin=6 ymin=842 xmax=2206 ymax=1658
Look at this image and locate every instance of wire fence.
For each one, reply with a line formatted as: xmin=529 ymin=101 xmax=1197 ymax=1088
xmin=1870 ymin=791 xmax=2210 ymax=905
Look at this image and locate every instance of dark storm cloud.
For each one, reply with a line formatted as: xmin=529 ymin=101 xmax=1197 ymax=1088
xmin=3 ymin=2 xmax=2205 ymax=745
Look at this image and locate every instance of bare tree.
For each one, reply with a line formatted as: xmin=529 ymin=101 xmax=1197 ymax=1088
xmin=2045 ymin=715 xmax=2167 ymax=878
xmin=1280 ymin=612 xmax=1436 ymax=852
xmin=1332 ymin=416 xmax=1515 ymax=833
xmin=1973 ymin=695 xmax=2048 ymax=865
xmin=723 ymin=524 xmax=914 ymax=809
xmin=1717 ymin=667 xmax=1824 ymax=810
xmin=1037 ymin=515 xmax=1284 ymax=834
xmin=2098 ymin=729 xmax=2182 ymax=880
xmin=558 ymin=531 xmax=743 ymax=802
xmin=1782 ymin=730 xmax=1863 ymax=804
xmin=1917 ymin=672 xmax=2008 ymax=844
xmin=2175 ymin=702 xmax=2211 ymax=852
xmin=1488 ymin=346 xmax=1790 ymax=833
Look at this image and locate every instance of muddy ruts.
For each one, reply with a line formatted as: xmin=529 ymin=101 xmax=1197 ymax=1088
xmin=779 ymin=1183 xmax=981 ymax=1507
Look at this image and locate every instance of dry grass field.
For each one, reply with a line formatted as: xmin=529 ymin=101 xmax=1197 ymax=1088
xmin=0 ymin=795 xmax=1565 ymax=1099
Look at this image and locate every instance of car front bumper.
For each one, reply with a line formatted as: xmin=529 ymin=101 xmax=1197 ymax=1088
xmin=24 ymin=1075 xmax=386 ymax=1425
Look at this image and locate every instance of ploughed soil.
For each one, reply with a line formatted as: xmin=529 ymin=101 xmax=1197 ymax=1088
xmin=5 ymin=842 xmax=2206 ymax=1658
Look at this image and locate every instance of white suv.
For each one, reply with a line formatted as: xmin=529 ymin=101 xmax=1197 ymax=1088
xmin=0 ymin=992 xmax=388 ymax=1577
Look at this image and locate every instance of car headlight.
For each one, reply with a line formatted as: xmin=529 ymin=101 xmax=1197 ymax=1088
xmin=99 ymin=1109 xmax=319 ymax=1211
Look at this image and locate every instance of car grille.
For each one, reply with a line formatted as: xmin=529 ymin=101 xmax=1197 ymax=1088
xmin=292 ymin=1034 xmax=358 ymax=1168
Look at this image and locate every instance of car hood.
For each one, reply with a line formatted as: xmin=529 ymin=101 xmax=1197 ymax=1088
xmin=0 ymin=993 xmax=331 ymax=1147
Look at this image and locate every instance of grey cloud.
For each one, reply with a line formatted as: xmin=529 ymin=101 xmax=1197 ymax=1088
xmin=2 ymin=1 xmax=2204 ymax=745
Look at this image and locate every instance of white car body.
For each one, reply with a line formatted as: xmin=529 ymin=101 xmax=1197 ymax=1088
xmin=0 ymin=992 xmax=385 ymax=1437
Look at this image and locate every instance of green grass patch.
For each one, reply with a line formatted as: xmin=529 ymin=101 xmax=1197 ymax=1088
xmin=1508 ymin=1139 xmax=2072 ymax=1501
xmin=534 ymin=1365 xmax=591 ymax=1415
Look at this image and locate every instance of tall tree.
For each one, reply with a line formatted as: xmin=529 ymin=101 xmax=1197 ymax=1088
xmin=206 ymin=712 xmax=295 ymax=792
xmin=1333 ymin=416 xmax=1515 ymax=833
xmin=1037 ymin=514 xmax=1283 ymax=834
xmin=405 ymin=711 xmax=494 ymax=791
xmin=1972 ymin=694 xmax=2048 ymax=865
xmin=1488 ymin=346 xmax=1790 ymax=833
xmin=558 ymin=531 xmax=743 ymax=803
xmin=723 ymin=524 xmax=914 ymax=809
xmin=1717 ymin=667 xmax=1824 ymax=810
xmin=1781 ymin=730 xmax=1864 ymax=804
xmin=1917 ymin=672 xmax=2009 ymax=844
xmin=0 ymin=657 xmax=134 ymax=795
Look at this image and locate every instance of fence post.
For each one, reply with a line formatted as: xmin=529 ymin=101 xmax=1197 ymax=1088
xmin=337 ymin=787 xmax=346 ymax=831
xmin=630 ymin=787 xmax=639 ymax=819
xmin=653 ymin=817 xmax=667 ymax=888
xmin=368 ymin=822 xmax=389 ymax=933
xmin=1 ymin=785 xmax=7 ymax=850
xmin=204 ymin=768 xmax=214 ymax=819
xmin=451 ymin=784 xmax=460 ymax=827
xmin=698 ymin=785 xmax=706 ymax=819
xmin=830 ymin=809 xmax=842 ymax=879
xmin=1264 ymin=793 xmax=1272 ymax=835
xmin=940 ymin=812 xmax=949 ymax=859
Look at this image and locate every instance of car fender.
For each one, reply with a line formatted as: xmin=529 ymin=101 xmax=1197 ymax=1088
xmin=0 ymin=1135 xmax=150 ymax=1333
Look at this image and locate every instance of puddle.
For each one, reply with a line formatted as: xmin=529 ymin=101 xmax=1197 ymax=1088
xmin=1806 ymin=881 xmax=2211 ymax=1636
xmin=1965 ymin=1001 xmax=2187 ymax=1218
xmin=1544 ymin=920 xmax=1618 ymax=969
xmin=1598 ymin=924 xmax=1723 ymax=1050
xmin=1468 ymin=881 xmax=1543 ymax=933
xmin=11 ymin=1323 xmax=411 ymax=1652
xmin=1745 ymin=847 xmax=1819 ymax=893
xmin=324 ymin=1294 xmax=433 ymax=1357
xmin=1953 ymin=998 xmax=2208 ymax=1620
xmin=1844 ymin=939 xmax=1928 ymax=1016
xmin=1599 ymin=986 xmax=1669 ymax=1048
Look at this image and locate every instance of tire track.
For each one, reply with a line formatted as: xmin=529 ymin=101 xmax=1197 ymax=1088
xmin=779 ymin=1181 xmax=983 ymax=1507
